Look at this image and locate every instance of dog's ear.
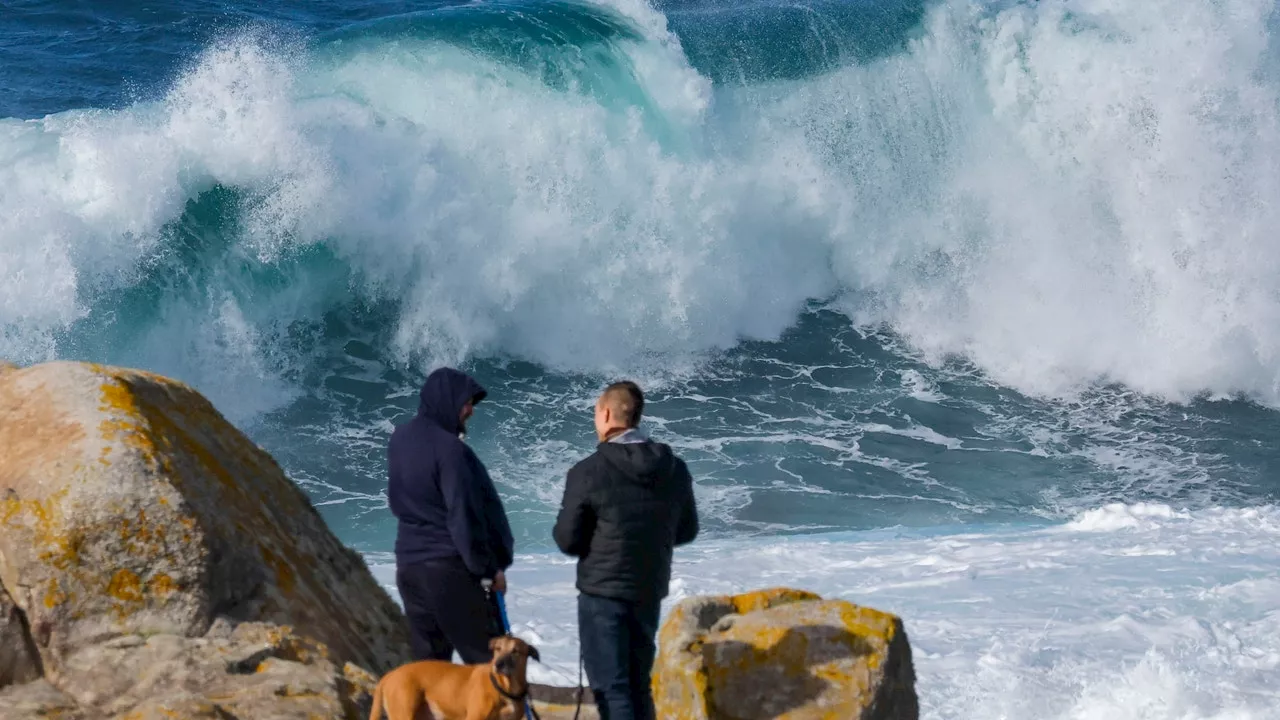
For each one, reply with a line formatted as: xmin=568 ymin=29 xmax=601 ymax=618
xmin=526 ymin=644 xmax=540 ymax=663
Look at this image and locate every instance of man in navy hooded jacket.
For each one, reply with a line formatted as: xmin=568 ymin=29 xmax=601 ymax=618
xmin=388 ymin=367 xmax=515 ymax=664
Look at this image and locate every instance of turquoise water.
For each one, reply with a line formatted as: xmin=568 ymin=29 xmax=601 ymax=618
xmin=5 ymin=0 xmax=1279 ymax=551
xmin=5 ymin=1 xmax=1280 ymax=715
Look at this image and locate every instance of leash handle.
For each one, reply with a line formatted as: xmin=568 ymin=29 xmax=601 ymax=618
xmin=495 ymin=589 xmax=513 ymax=635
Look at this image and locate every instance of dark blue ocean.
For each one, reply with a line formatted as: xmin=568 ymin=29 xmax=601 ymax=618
xmin=4 ymin=0 xmax=1280 ymax=716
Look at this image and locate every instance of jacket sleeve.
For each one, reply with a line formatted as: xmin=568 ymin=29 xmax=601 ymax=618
xmin=486 ymin=480 xmax=516 ymax=571
xmin=438 ymin=443 xmax=495 ymax=578
xmin=553 ymin=465 xmax=594 ymax=557
xmin=675 ymin=459 xmax=699 ymax=546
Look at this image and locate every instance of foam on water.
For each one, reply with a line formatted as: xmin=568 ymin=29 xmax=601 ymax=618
xmin=7 ymin=4 xmax=1280 ymax=712
xmin=369 ymin=503 xmax=1280 ymax=720
xmin=5 ymin=0 xmax=1280 ymax=407
xmin=5 ymin=3 xmax=1280 ymax=715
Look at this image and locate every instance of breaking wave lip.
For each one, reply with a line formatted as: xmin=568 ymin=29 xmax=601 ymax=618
xmin=5 ymin=0 xmax=1280 ymax=418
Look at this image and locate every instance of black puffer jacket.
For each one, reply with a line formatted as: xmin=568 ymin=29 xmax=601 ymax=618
xmin=553 ymin=432 xmax=699 ymax=604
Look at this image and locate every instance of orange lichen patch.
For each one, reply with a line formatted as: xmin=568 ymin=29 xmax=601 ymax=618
xmin=119 ymin=508 xmax=158 ymax=544
xmin=8 ymin=363 xmax=388 ymax=672
xmin=98 ymin=374 xmax=331 ymax=596
xmin=3 ymin=487 xmax=82 ymax=570
xmin=0 ymin=490 xmax=34 ymax=526
xmin=276 ymin=628 xmax=332 ymax=664
xmin=813 ymin=662 xmax=873 ymax=692
xmin=654 ymin=592 xmax=909 ymax=720
xmin=108 ymin=569 xmax=144 ymax=604
xmin=44 ymin=577 xmax=69 ymax=608
xmin=96 ymin=363 xmax=194 ymax=391
xmin=149 ymin=573 xmax=178 ymax=597
xmin=730 ymin=588 xmax=821 ymax=615
xmin=99 ymin=369 xmax=271 ymax=517
xmin=834 ymin=603 xmax=896 ymax=671
xmin=98 ymin=379 xmax=161 ymax=473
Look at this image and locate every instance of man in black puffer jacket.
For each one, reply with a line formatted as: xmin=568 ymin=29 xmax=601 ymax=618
xmin=553 ymin=381 xmax=699 ymax=720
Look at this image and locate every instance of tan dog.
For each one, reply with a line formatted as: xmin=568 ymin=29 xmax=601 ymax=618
xmin=369 ymin=636 xmax=541 ymax=720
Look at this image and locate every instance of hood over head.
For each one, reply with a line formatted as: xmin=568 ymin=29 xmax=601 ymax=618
xmin=418 ymin=367 xmax=487 ymax=435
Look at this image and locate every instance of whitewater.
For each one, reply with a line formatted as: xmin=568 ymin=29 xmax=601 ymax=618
xmin=3 ymin=0 xmax=1280 ymax=717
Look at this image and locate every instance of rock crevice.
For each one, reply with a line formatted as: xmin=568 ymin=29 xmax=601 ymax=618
xmin=0 ymin=580 xmax=44 ymax=687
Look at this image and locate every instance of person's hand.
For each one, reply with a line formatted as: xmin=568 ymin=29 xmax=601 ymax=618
xmin=492 ymin=570 xmax=507 ymax=594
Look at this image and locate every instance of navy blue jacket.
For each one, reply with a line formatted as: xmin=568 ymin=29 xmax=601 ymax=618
xmin=388 ymin=368 xmax=514 ymax=578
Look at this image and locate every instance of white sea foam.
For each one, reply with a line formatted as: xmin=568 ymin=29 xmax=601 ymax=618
xmin=4 ymin=0 xmax=1280 ymax=408
xmin=368 ymin=503 xmax=1280 ymax=719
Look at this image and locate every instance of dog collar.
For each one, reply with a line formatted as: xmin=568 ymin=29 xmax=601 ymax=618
xmin=490 ymin=671 xmax=528 ymax=703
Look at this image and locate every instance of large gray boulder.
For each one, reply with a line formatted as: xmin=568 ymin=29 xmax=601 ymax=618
xmin=0 ymin=361 xmax=413 ymax=719
xmin=653 ymin=588 xmax=918 ymax=720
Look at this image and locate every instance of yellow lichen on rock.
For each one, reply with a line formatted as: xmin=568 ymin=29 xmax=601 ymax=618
xmin=730 ymin=588 xmax=821 ymax=615
xmin=654 ymin=589 xmax=918 ymax=720
xmin=0 ymin=361 xmax=412 ymax=718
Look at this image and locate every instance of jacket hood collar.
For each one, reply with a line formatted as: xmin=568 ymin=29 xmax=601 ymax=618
xmin=417 ymin=367 xmax=487 ymax=435
xmin=598 ymin=436 xmax=673 ymax=486
xmin=608 ymin=428 xmax=649 ymax=445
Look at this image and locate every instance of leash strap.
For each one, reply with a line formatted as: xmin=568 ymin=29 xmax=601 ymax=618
xmin=493 ymin=589 xmax=538 ymax=720
xmin=495 ymin=589 xmax=515 ymax=638
xmin=573 ymin=648 xmax=584 ymax=720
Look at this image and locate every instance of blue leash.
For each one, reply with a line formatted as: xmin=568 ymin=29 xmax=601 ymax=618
xmin=493 ymin=588 xmax=538 ymax=720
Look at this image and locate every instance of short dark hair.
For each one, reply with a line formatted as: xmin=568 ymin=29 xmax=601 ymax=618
xmin=602 ymin=381 xmax=644 ymax=428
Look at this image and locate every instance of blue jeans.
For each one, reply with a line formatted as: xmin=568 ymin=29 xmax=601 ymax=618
xmin=578 ymin=593 xmax=660 ymax=720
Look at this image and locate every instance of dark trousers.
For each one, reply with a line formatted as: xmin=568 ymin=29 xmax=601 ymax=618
xmin=578 ymin=593 xmax=660 ymax=720
xmin=396 ymin=558 xmax=500 ymax=664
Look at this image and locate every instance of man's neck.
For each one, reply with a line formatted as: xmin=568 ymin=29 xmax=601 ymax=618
xmin=602 ymin=427 xmax=647 ymax=444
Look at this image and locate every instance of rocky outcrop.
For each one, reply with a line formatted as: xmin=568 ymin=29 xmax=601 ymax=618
xmin=0 ymin=361 xmax=412 ymax=719
xmin=653 ymin=588 xmax=918 ymax=720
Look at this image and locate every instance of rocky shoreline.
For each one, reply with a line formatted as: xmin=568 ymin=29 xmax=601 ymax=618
xmin=0 ymin=361 xmax=916 ymax=719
